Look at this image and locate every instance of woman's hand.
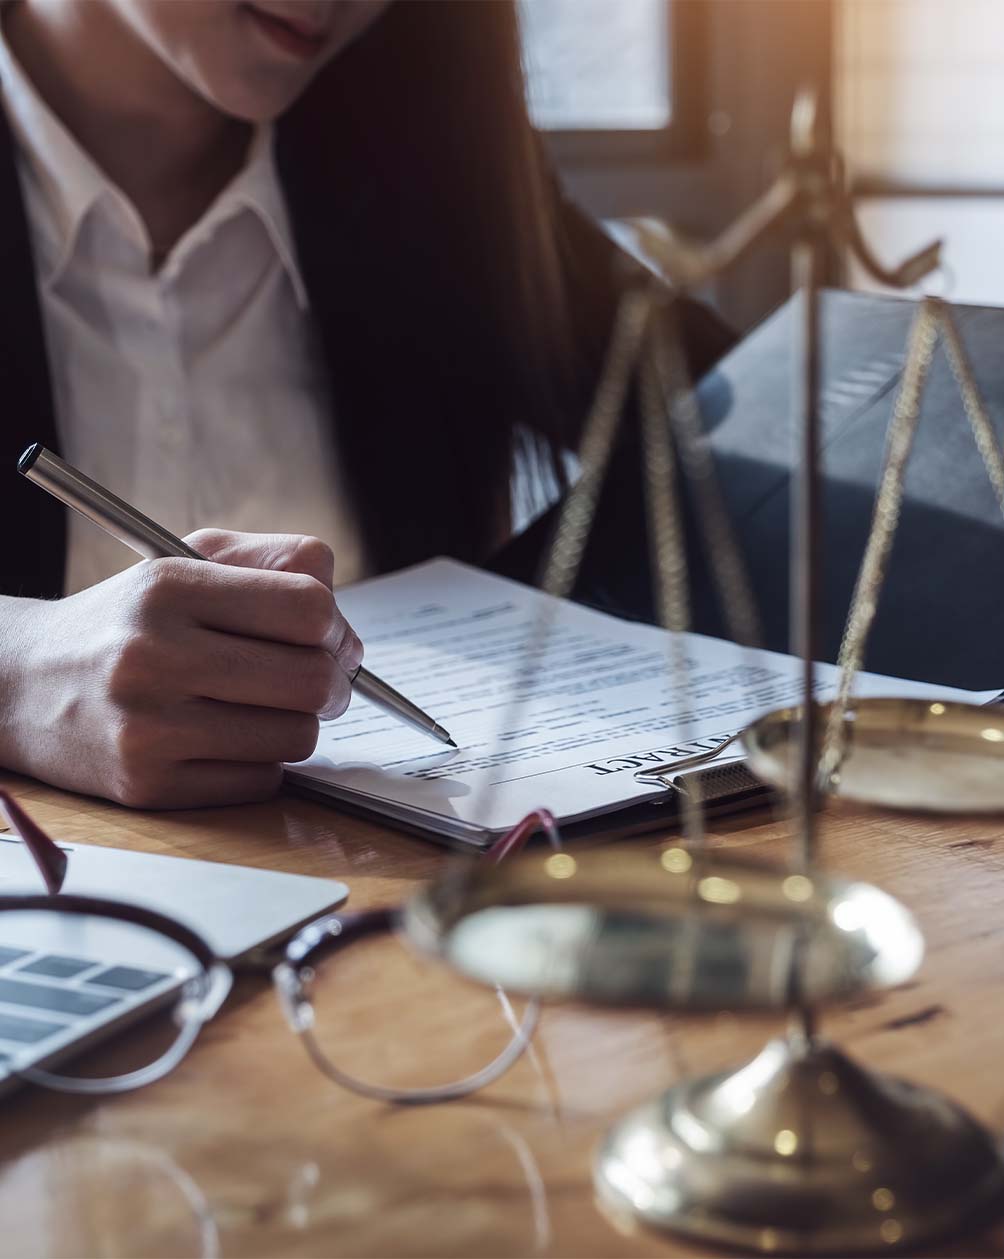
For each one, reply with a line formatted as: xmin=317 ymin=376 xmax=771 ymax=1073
xmin=0 ymin=531 xmax=363 ymax=808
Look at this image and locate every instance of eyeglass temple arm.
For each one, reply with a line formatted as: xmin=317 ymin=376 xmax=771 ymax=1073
xmin=0 ymin=790 xmax=68 ymax=894
xmin=283 ymin=905 xmax=397 ymax=969
xmin=285 ymin=811 xmax=563 ymax=971
xmin=484 ymin=808 xmax=561 ymax=863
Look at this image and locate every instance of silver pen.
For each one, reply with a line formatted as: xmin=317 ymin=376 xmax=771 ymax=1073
xmin=18 ymin=443 xmax=456 ymax=748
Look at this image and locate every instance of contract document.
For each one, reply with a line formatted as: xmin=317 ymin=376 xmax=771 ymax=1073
xmin=287 ymin=560 xmax=999 ymax=847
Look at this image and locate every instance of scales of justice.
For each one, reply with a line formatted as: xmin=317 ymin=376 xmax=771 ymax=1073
xmin=408 ymin=92 xmax=1004 ymax=1254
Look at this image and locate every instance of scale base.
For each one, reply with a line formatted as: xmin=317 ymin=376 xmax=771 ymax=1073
xmin=595 ymin=1034 xmax=1004 ymax=1254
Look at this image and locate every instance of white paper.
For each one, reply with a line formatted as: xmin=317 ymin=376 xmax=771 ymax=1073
xmin=288 ymin=560 xmax=1000 ymax=839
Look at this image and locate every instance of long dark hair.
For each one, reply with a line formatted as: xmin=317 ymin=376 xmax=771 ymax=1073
xmin=276 ymin=1 xmax=609 ymax=574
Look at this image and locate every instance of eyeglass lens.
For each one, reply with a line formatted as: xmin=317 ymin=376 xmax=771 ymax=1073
xmin=290 ymin=923 xmax=536 ymax=1103
xmin=0 ymin=906 xmax=227 ymax=1094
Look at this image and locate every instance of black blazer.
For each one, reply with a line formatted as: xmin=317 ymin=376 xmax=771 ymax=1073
xmin=0 ymin=101 xmax=733 ymax=605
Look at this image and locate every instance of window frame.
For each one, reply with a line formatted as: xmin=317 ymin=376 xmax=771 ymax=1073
xmin=531 ymin=0 xmax=709 ymax=168
xmin=546 ymin=0 xmax=836 ymax=333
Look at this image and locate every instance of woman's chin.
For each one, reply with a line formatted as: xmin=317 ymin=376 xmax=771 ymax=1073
xmin=191 ymin=67 xmax=318 ymax=124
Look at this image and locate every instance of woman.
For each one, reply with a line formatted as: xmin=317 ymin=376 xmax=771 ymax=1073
xmin=0 ymin=0 xmax=731 ymax=807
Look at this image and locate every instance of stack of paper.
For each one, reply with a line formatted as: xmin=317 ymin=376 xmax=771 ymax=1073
xmin=287 ymin=561 xmax=998 ymax=847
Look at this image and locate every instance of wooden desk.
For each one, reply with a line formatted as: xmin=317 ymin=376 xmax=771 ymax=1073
xmin=0 ymin=769 xmax=1002 ymax=1258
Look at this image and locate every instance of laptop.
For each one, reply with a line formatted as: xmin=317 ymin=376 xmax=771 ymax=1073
xmin=0 ymin=835 xmax=348 ymax=1094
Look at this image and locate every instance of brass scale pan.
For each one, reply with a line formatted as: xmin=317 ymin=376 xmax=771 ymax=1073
xmin=745 ymin=696 xmax=1004 ymax=814
xmin=406 ymin=697 xmax=1003 ymax=1008
xmin=405 ymin=846 xmax=924 ymax=1011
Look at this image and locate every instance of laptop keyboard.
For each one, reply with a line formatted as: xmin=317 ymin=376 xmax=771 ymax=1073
xmin=0 ymin=945 xmax=172 ymax=1070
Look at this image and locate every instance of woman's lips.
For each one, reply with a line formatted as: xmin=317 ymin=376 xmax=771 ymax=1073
xmin=243 ymin=5 xmax=328 ymax=60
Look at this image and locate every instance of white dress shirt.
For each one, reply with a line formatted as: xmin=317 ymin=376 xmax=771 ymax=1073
xmin=0 ymin=31 xmax=366 ymax=594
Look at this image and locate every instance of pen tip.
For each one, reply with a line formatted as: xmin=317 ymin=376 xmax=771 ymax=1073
xmin=430 ymin=723 xmax=457 ymax=748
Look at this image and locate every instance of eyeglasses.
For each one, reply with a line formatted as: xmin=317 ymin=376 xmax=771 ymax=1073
xmin=0 ymin=791 xmax=560 ymax=1102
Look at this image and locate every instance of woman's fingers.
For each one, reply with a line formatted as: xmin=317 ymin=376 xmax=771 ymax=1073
xmin=183 ymin=529 xmax=336 ymax=587
xmin=171 ymin=701 xmax=321 ymax=765
xmin=186 ymin=630 xmax=353 ymax=717
xmin=122 ymin=761 xmax=287 ymax=811
xmin=5 ymin=534 xmax=364 ymax=813
xmin=180 ymin=530 xmax=364 ymax=671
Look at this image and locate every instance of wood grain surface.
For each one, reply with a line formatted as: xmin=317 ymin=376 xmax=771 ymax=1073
xmin=0 ymin=769 xmax=1002 ymax=1259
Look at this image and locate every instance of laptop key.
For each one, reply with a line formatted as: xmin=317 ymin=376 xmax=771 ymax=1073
xmin=20 ymin=955 xmax=94 ymax=980
xmin=88 ymin=965 xmax=169 ymax=992
xmin=0 ymin=947 xmax=29 ymax=967
xmin=0 ymin=977 xmax=119 ymax=1017
xmin=0 ymin=1011 xmax=64 ymax=1044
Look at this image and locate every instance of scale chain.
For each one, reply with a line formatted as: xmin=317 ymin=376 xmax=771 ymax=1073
xmin=539 ymin=286 xmax=652 ymax=600
xmin=938 ymin=302 xmax=1004 ymax=517
xmin=650 ymin=302 xmax=763 ymax=650
xmin=638 ymin=304 xmax=705 ymax=845
xmin=820 ymin=296 xmax=1004 ymax=786
xmin=819 ymin=298 xmax=940 ymax=783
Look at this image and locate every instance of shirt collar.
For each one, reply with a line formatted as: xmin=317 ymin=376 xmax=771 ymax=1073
xmin=0 ymin=19 xmax=109 ymax=281
xmin=0 ymin=21 xmax=309 ymax=309
xmin=189 ymin=124 xmax=310 ymax=311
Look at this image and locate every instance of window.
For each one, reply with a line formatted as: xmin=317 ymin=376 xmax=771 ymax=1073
xmin=522 ymin=0 xmax=835 ymax=332
xmin=837 ymin=0 xmax=1004 ymax=306
xmin=521 ymin=0 xmax=672 ymax=131
xmin=518 ymin=0 xmax=704 ymax=164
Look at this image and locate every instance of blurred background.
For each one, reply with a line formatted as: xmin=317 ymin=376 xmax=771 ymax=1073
xmin=520 ymin=0 xmax=1004 ymax=332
